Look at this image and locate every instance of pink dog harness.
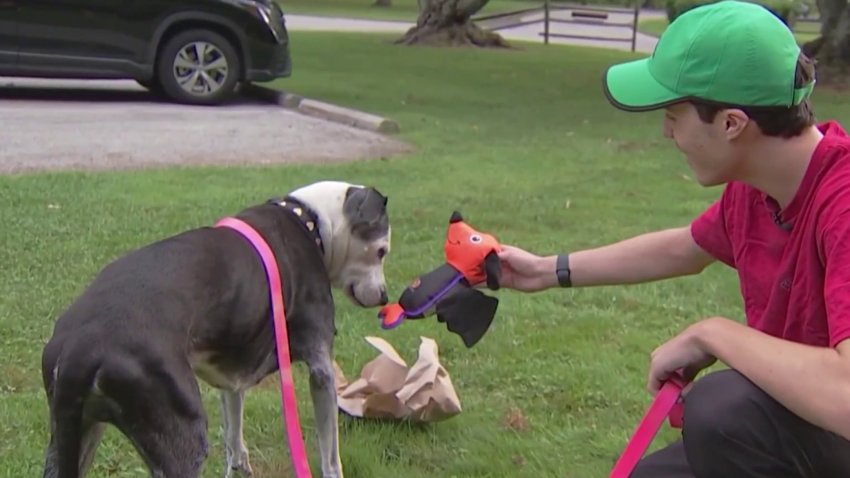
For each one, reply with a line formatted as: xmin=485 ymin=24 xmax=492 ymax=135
xmin=215 ymin=216 xmax=313 ymax=478
xmin=609 ymin=373 xmax=687 ymax=478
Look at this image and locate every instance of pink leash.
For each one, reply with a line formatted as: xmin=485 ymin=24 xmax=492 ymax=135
xmin=609 ymin=373 xmax=687 ymax=478
xmin=216 ymin=217 xmax=313 ymax=478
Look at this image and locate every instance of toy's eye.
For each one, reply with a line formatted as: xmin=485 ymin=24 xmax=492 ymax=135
xmin=469 ymin=234 xmax=482 ymax=244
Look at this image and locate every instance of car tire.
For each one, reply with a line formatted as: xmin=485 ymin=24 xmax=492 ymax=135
xmin=156 ymin=29 xmax=242 ymax=106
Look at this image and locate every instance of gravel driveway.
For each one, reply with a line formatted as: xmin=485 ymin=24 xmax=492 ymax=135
xmin=0 ymin=78 xmax=412 ymax=175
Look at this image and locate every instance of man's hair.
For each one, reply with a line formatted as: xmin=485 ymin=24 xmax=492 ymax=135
xmin=690 ymin=52 xmax=817 ymax=138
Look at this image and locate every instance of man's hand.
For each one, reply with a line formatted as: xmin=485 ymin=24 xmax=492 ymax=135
xmin=495 ymin=245 xmax=558 ymax=292
xmin=648 ymin=321 xmax=717 ymax=395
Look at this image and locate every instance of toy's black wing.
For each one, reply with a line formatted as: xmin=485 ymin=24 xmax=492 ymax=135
xmin=435 ymin=286 xmax=498 ymax=348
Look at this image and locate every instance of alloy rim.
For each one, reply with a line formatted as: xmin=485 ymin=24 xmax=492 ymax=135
xmin=172 ymin=41 xmax=229 ymax=96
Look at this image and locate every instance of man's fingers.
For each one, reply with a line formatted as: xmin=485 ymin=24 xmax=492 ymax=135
xmin=647 ymin=378 xmax=661 ymax=396
xmin=497 ymin=246 xmax=517 ymax=259
xmin=647 ymin=366 xmax=669 ymax=396
xmin=682 ymin=365 xmax=701 ymax=381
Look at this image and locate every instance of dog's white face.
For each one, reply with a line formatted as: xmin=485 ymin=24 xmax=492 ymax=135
xmin=335 ymin=224 xmax=391 ymax=308
xmin=288 ymin=181 xmax=391 ymax=308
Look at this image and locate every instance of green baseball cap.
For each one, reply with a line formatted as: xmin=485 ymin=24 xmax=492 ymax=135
xmin=603 ymin=0 xmax=814 ymax=111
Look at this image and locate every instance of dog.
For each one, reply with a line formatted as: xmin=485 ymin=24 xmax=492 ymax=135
xmin=40 ymin=180 xmax=391 ymax=478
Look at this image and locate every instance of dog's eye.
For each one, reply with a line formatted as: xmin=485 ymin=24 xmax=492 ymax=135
xmin=377 ymin=247 xmax=387 ymax=259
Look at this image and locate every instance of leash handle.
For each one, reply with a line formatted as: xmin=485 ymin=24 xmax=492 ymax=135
xmin=216 ymin=217 xmax=313 ymax=478
xmin=609 ymin=373 xmax=687 ymax=478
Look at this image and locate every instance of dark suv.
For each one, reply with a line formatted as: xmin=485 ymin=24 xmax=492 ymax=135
xmin=0 ymin=0 xmax=292 ymax=105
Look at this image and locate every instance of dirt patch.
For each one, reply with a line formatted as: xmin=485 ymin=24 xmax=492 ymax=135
xmin=503 ymin=406 xmax=530 ymax=432
xmin=0 ymin=78 xmax=413 ymax=175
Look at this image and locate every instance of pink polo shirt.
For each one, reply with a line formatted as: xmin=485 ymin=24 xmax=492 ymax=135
xmin=691 ymin=120 xmax=850 ymax=348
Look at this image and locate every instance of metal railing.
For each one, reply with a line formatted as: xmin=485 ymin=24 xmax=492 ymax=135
xmin=473 ymin=1 xmax=641 ymax=52
xmin=542 ymin=2 xmax=639 ymax=51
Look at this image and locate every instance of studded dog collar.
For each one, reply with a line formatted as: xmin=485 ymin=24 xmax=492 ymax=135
xmin=268 ymin=196 xmax=325 ymax=254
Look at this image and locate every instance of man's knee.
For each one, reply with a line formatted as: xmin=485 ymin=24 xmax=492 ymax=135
xmin=681 ymin=369 xmax=773 ymax=473
xmin=683 ymin=369 xmax=763 ymax=431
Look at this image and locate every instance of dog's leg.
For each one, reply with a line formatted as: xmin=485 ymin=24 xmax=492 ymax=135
xmin=43 ymin=419 xmax=104 ymax=478
xmin=123 ymin=413 xmax=208 ymax=478
xmin=220 ymin=390 xmax=253 ymax=477
xmin=78 ymin=422 xmax=106 ymax=477
xmin=307 ymin=347 xmax=344 ymax=478
xmin=107 ymin=360 xmax=209 ymax=478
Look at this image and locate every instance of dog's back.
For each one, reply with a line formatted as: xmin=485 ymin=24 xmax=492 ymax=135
xmin=41 ymin=227 xmax=234 ymax=477
xmin=40 ymin=217 xmax=298 ymax=478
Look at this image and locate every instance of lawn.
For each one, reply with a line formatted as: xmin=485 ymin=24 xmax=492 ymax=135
xmin=637 ymin=16 xmax=821 ymax=44
xmin=3 ymin=33 xmax=850 ymax=477
xmin=278 ymin=0 xmax=534 ymax=22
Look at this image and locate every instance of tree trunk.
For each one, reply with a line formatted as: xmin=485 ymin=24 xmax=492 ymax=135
xmin=801 ymin=0 xmax=850 ymax=84
xmin=394 ymin=0 xmax=510 ymax=47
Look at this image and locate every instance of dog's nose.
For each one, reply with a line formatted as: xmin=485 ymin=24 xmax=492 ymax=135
xmin=380 ymin=289 xmax=388 ymax=305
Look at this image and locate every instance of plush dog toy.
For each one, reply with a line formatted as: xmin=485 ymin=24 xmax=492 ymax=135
xmin=378 ymin=211 xmax=502 ymax=348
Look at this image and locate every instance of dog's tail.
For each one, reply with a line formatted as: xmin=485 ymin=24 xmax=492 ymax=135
xmin=43 ymin=340 xmax=101 ymax=478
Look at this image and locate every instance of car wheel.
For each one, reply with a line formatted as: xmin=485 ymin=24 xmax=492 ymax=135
xmin=156 ymin=29 xmax=241 ymax=106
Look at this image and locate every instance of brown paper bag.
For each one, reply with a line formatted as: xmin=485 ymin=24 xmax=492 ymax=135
xmin=333 ymin=336 xmax=462 ymax=423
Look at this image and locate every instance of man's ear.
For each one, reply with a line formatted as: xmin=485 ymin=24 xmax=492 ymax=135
xmin=343 ymin=186 xmax=388 ymax=227
xmin=722 ymin=109 xmax=750 ymax=140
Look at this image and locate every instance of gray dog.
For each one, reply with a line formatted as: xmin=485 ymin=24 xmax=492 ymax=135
xmin=40 ymin=180 xmax=391 ymax=478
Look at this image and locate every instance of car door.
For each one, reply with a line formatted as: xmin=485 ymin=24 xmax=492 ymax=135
xmin=0 ymin=0 xmax=17 ymax=70
xmin=16 ymin=0 xmax=151 ymax=77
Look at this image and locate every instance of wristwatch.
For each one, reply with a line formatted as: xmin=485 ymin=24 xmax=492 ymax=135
xmin=556 ymin=253 xmax=572 ymax=288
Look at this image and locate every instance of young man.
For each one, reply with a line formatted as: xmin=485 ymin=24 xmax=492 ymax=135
xmin=496 ymin=1 xmax=850 ymax=476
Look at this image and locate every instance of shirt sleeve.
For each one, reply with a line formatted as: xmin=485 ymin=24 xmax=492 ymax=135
xmin=690 ymin=189 xmax=736 ymax=268
xmin=821 ymin=210 xmax=850 ymax=348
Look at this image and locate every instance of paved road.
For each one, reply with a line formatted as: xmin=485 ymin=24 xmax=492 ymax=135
xmin=0 ymin=78 xmax=411 ymax=175
xmin=1 ymin=9 xmax=659 ymax=175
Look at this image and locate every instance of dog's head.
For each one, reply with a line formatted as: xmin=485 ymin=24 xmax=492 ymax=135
xmin=338 ymin=185 xmax=391 ymax=307
xmin=288 ymin=181 xmax=391 ymax=308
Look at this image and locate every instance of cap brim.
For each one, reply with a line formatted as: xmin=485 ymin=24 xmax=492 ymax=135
xmin=603 ymin=59 xmax=684 ymax=112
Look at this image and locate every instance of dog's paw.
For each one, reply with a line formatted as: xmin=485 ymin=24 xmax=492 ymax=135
xmin=321 ymin=464 xmax=344 ymax=478
xmin=224 ymin=462 xmax=253 ymax=478
xmin=224 ymin=448 xmax=253 ymax=478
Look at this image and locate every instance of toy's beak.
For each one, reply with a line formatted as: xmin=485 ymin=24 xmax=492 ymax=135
xmin=379 ymin=303 xmax=407 ymax=329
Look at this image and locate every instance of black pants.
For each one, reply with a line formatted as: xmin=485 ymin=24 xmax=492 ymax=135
xmin=629 ymin=369 xmax=850 ymax=478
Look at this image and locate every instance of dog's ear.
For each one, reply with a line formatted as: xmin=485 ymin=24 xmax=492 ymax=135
xmin=344 ymin=186 xmax=388 ymax=228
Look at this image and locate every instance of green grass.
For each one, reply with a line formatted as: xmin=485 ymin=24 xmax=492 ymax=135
xmin=4 ymin=32 xmax=850 ymax=477
xmin=637 ymin=17 xmax=668 ymax=37
xmin=276 ymin=0 xmax=640 ymax=22
xmin=638 ymin=16 xmax=820 ymax=44
xmin=278 ymin=0 xmax=533 ymax=22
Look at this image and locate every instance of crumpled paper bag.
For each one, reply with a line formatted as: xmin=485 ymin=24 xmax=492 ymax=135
xmin=333 ymin=336 xmax=462 ymax=423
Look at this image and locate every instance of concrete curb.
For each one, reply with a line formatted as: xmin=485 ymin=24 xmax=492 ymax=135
xmin=242 ymin=83 xmax=400 ymax=134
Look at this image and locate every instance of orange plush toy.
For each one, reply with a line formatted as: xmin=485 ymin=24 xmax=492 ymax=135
xmin=378 ymin=211 xmax=502 ymax=348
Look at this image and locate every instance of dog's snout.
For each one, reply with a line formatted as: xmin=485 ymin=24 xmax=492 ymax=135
xmin=380 ymin=288 xmax=388 ymax=305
